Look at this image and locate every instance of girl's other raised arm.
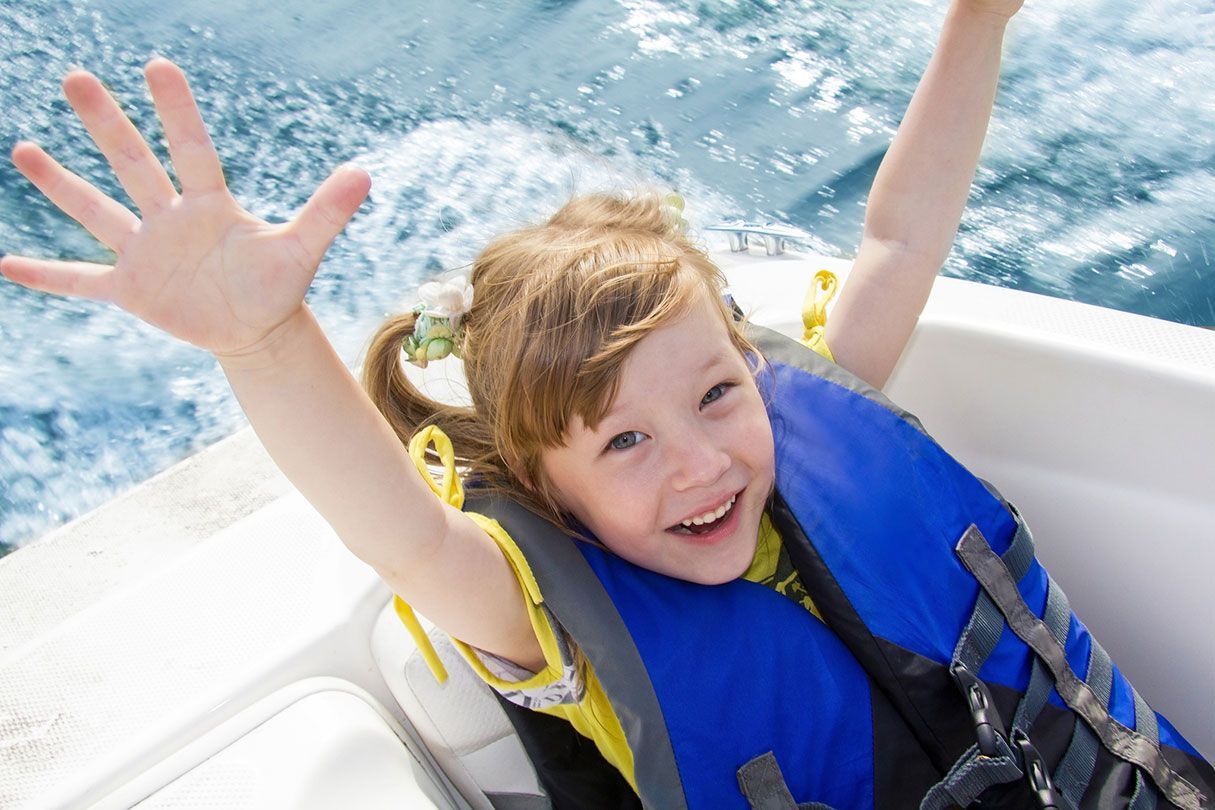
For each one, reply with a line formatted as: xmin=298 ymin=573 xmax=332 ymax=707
xmin=1 ymin=60 xmax=543 ymax=672
xmin=826 ymin=0 xmax=1024 ymax=389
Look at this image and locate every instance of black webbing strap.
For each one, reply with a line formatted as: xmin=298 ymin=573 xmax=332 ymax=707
xmin=1000 ymin=574 xmax=1072 ymax=808
xmin=921 ymin=516 xmax=1041 ymax=809
xmin=1127 ymin=689 xmax=1161 ymax=810
xmin=736 ymin=752 xmax=836 ymax=810
xmin=952 ymin=507 xmax=1036 ymax=675
xmin=956 ymin=525 xmax=1208 ymax=810
xmin=1011 ymin=574 xmax=1071 ymax=734
xmin=1129 ymin=772 xmax=1160 ymax=810
xmin=1053 ymin=638 xmax=1114 ymax=806
xmin=920 ymin=737 xmax=1025 ymax=809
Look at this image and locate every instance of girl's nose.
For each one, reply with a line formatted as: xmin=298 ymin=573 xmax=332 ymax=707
xmin=669 ymin=435 xmax=731 ymax=492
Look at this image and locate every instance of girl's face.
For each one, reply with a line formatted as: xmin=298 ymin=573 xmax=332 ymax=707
xmin=540 ymin=293 xmax=775 ymax=584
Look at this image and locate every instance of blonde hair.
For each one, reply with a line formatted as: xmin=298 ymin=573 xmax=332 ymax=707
xmin=362 ymin=192 xmax=756 ymax=525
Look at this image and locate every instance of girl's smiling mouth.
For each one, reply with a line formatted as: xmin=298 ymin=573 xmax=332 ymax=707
xmin=668 ymin=491 xmax=741 ymax=537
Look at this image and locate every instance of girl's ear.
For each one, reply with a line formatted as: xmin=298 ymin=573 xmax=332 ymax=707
xmin=505 ymin=454 xmax=534 ymax=491
xmin=516 ymin=457 xmax=566 ymax=519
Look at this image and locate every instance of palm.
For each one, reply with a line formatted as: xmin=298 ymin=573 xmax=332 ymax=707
xmin=111 ymin=191 xmax=308 ymax=352
xmin=2 ymin=60 xmax=370 ymax=356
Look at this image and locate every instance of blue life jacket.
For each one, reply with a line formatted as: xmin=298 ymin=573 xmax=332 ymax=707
xmin=467 ymin=324 xmax=1213 ymax=810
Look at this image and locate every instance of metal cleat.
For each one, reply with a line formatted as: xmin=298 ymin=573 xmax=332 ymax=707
xmin=704 ymin=221 xmax=811 ymax=256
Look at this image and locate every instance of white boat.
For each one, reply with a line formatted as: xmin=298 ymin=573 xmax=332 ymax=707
xmin=2 ymin=237 xmax=1212 ymax=809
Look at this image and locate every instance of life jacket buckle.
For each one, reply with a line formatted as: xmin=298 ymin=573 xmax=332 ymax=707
xmin=950 ymin=661 xmax=1007 ymax=758
xmin=1011 ymin=729 xmax=1062 ymax=810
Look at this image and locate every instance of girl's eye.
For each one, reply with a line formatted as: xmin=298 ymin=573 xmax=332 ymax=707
xmin=607 ymin=431 xmax=645 ymax=452
xmin=701 ymin=382 xmax=733 ymax=407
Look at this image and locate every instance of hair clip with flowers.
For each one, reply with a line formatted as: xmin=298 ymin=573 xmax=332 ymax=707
xmin=402 ymin=275 xmax=474 ymax=368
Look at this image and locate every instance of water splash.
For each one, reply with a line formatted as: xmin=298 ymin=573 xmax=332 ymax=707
xmin=1 ymin=0 xmax=1211 ymax=551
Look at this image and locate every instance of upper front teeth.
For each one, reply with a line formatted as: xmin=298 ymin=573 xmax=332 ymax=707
xmin=682 ymin=495 xmax=737 ymax=527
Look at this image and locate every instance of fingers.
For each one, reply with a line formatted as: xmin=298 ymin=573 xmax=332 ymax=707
xmin=288 ymin=164 xmax=371 ymax=262
xmin=0 ymin=256 xmax=115 ymax=301
xmin=144 ymin=59 xmax=226 ymax=194
xmin=11 ymin=142 xmax=141 ymax=252
xmin=63 ymin=70 xmax=178 ymax=215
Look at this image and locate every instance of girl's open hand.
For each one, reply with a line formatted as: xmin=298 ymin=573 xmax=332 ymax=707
xmin=1 ymin=59 xmax=371 ymax=357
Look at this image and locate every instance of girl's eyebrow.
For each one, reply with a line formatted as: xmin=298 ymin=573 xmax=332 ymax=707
xmin=598 ymin=350 xmax=732 ymax=427
xmin=695 ymin=350 xmax=731 ymax=375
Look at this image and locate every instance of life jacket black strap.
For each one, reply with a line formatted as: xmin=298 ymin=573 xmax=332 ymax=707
xmin=1004 ymin=574 xmax=1072 ymax=809
xmin=1129 ymin=772 xmax=1161 ymax=810
xmin=1053 ymin=636 xmax=1114 ymax=805
xmin=736 ymin=752 xmax=836 ymax=810
xmin=1011 ymin=573 xmax=1071 ymax=734
xmin=956 ymin=525 xmax=1208 ymax=810
xmin=1126 ymin=693 xmax=1162 ymax=809
xmin=952 ymin=504 xmax=1037 ymax=676
xmin=923 ymin=509 xmax=1038 ymax=808
xmin=920 ymin=736 xmax=1025 ymax=809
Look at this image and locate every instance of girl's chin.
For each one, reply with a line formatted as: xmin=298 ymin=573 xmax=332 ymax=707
xmin=677 ymin=547 xmax=757 ymax=585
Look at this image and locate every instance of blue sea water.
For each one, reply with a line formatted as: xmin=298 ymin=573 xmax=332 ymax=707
xmin=0 ymin=0 xmax=1212 ymax=554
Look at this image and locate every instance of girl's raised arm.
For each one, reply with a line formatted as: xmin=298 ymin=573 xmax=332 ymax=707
xmin=1 ymin=60 xmax=544 ymax=672
xmin=825 ymin=0 xmax=1024 ymax=389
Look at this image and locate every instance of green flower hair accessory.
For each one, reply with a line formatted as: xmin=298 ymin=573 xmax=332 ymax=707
xmin=402 ymin=275 xmax=474 ymax=368
xmin=665 ymin=191 xmax=689 ymax=235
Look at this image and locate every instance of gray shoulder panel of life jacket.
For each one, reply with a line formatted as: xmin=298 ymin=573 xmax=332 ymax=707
xmin=462 ymin=492 xmax=688 ymax=810
xmin=745 ymin=323 xmax=1013 ymax=507
xmin=744 ymin=323 xmax=929 ymax=437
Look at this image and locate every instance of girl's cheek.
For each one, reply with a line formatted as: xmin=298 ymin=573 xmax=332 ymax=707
xmin=738 ymin=403 xmax=771 ymax=438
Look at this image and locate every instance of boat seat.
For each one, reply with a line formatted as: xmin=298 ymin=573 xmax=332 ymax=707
xmin=371 ymin=601 xmax=551 ymax=810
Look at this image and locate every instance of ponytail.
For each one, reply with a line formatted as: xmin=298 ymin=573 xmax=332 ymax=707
xmin=361 ymin=311 xmax=498 ymax=473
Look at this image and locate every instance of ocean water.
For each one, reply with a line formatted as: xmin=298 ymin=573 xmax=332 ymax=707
xmin=0 ymin=0 xmax=1212 ymax=555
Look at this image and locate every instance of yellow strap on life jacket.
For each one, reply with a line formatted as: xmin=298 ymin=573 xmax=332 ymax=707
xmin=801 ymin=269 xmax=838 ymax=363
xmin=389 ymin=425 xmax=466 ymax=684
xmin=409 ymin=425 xmax=465 ymax=510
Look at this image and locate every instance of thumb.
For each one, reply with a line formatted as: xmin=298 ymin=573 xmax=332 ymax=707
xmin=288 ymin=164 xmax=371 ymax=262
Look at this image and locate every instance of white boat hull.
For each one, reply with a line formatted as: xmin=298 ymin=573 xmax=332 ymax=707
xmin=2 ymin=246 xmax=1212 ymax=808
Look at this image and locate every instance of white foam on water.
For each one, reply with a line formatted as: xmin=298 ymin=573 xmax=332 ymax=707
xmin=1 ymin=0 xmax=1212 ymax=549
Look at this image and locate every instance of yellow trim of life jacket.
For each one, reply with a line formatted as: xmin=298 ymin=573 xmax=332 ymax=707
xmin=398 ymin=425 xmax=561 ymax=683
xmin=801 ymin=269 xmax=838 ymax=362
xmin=397 ymin=425 xmax=638 ymax=787
xmin=390 ymin=425 xmax=465 ymax=683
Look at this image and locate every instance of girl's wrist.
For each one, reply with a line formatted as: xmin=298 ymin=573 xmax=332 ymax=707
xmin=948 ymin=1 xmax=1019 ymax=30
xmin=213 ymin=306 xmax=320 ymax=373
xmin=939 ymin=4 xmax=1014 ymax=54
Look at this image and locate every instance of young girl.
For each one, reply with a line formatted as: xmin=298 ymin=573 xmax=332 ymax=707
xmin=5 ymin=0 xmax=1212 ymax=807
